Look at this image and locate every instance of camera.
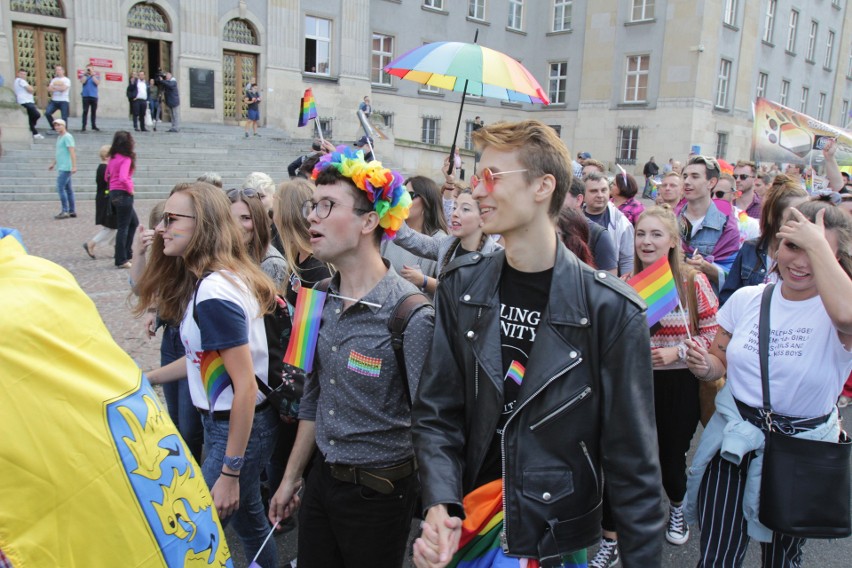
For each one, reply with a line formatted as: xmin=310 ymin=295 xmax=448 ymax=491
xmin=153 ymin=70 xmax=167 ymax=85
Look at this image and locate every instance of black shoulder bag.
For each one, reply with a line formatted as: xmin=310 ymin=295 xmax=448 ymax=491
xmin=757 ymin=283 xmax=852 ymax=539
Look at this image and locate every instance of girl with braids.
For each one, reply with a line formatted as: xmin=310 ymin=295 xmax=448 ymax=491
xmin=139 ymin=182 xmax=280 ymax=568
xmin=390 ymin=187 xmax=501 ymax=294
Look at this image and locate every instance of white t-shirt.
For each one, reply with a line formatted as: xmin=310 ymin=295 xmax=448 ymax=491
xmin=49 ymin=76 xmax=70 ymax=102
xmin=179 ymin=271 xmax=269 ymax=411
xmin=135 ymin=80 xmax=148 ymax=101
xmin=718 ymin=283 xmax=852 ymax=417
xmin=13 ymin=77 xmax=34 ymax=104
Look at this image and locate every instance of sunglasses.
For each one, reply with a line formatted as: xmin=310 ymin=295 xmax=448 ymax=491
xmin=161 ymin=212 xmax=196 ymax=228
xmin=690 ymin=156 xmax=720 ymax=172
xmin=226 ymin=187 xmax=264 ymax=202
xmin=733 ymin=174 xmax=752 ymax=181
xmin=470 ymin=167 xmax=529 ymax=193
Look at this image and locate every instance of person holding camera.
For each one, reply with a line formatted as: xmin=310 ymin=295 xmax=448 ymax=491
xmin=160 ymin=71 xmax=180 ymax=133
xmin=244 ymin=78 xmax=261 ymax=138
xmin=79 ymin=63 xmax=100 ymax=132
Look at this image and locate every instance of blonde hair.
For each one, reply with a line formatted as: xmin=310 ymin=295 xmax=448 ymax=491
xmin=243 ymin=171 xmax=275 ymax=197
xmin=99 ymin=145 xmax=111 ymax=162
xmin=273 ymin=179 xmax=318 ymax=281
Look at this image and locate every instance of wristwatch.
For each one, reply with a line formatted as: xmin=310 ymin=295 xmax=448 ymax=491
xmin=677 ymin=343 xmax=688 ymax=363
xmin=223 ymin=455 xmax=245 ymax=471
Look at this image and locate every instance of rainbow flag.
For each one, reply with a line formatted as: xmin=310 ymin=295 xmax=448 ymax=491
xmin=200 ymin=350 xmax=231 ymax=408
xmin=450 ymin=480 xmax=586 ymax=568
xmin=505 ymin=361 xmax=525 ymax=386
xmin=298 ymin=88 xmax=318 ymax=127
xmin=283 ymin=286 xmax=326 ymax=372
xmin=627 ymin=256 xmax=679 ymax=327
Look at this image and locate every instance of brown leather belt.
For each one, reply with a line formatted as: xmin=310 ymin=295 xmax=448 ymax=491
xmin=327 ymin=457 xmax=417 ymax=495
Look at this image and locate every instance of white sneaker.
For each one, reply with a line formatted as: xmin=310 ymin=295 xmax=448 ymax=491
xmin=33 ymin=133 xmax=45 ymax=140
xmin=590 ymin=537 xmax=619 ymax=568
xmin=666 ymin=503 xmax=690 ymax=545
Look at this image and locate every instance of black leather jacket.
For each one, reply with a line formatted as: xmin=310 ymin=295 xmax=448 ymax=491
xmin=413 ymin=244 xmax=664 ymax=566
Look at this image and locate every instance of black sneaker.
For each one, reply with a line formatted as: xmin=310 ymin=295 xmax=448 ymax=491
xmin=590 ymin=537 xmax=619 ymax=568
xmin=666 ymin=503 xmax=690 ymax=545
xmin=69 ymin=212 xmax=77 ymax=218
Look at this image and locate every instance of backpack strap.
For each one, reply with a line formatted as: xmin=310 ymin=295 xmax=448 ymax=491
xmin=388 ymin=292 xmax=431 ymax=408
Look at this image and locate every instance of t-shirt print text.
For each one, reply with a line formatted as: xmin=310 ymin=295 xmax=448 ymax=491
xmin=500 ymin=304 xmax=541 ymax=340
xmin=743 ymin=323 xmax=814 ymax=358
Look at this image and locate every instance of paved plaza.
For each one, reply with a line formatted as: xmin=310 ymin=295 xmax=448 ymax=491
xmin=2 ymin=198 xmax=851 ymax=567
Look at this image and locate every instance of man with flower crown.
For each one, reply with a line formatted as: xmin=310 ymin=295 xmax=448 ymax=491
xmin=268 ymin=146 xmax=435 ymax=567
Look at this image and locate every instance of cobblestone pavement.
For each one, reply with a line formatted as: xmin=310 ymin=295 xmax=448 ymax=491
xmin=3 ymin=199 xmax=850 ymax=567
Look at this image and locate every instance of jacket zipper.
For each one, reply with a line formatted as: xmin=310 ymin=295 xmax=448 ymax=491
xmin=528 ymin=386 xmax=592 ymax=431
xmin=499 ymin=357 xmax=583 ymax=553
xmin=580 ymin=440 xmax=599 ymax=494
xmin=471 ymin=307 xmax=483 ymax=400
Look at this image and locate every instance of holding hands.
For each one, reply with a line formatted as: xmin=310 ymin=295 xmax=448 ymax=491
xmin=413 ymin=505 xmax=462 ymax=568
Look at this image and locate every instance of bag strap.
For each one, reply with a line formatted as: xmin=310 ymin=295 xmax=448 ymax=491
xmin=388 ymin=292 xmax=431 ymax=409
xmin=758 ymin=283 xmax=775 ymax=423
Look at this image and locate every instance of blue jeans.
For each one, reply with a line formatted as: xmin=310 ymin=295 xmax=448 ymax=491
xmin=45 ymin=100 xmax=69 ymax=126
xmin=160 ymin=324 xmax=203 ymax=462
xmin=201 ymin=405 xmax=280 ymax=568
xmin=110 ymin=190 xmax=138 ymax=266
xmin=56 ymin=170 xmax=75 ymax=213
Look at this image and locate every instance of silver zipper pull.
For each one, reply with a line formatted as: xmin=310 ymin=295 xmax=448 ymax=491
xmin=500 ymin=529 xmax=509 ymax=552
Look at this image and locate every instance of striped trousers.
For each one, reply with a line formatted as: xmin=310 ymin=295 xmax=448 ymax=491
xmin=696 ymin=451 xmax=804 ymax=567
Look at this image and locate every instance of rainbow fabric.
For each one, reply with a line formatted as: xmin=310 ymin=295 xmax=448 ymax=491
xmin=283 ymin=286 xmax=327 ymax=373
xmin=449 ymin=480 xmax=586 ymax=568
xmin=627 ymin=256 xmax=679 ymax=327
xmin=312 ymin=145 xmax=411 ymax=239
xmin=505 ymin=360 xmax=525 ymax=386
xmin=298 ymin=88 xmax=318 ymax=127
xmin=200 ymin=350 xmax=230 ymax=409
xmin=347 ymin=350 xmax=382 ymax=377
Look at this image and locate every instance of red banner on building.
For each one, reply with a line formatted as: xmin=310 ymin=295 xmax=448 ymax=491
xmin=89 ymin=58 xmax=113 ymax=68
xmin=105 ymin=72 xmax=124 ymax=82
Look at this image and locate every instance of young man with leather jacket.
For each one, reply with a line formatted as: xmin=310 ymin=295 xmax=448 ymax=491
xmin=411 ymin=119 xmax=664 ymax=567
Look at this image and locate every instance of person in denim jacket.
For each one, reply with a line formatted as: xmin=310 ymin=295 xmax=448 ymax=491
xmin=720 ymin=175 xmax=808 ymax=305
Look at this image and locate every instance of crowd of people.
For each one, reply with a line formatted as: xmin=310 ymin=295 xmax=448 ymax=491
xmin=21 ymin=113 xmax=852 ymax=568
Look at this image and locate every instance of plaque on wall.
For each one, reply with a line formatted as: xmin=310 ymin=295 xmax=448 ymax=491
xmin=189 ymin=68 xmax=215 ymax=109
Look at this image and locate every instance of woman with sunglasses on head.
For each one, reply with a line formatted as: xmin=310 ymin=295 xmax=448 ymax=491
xmin=139 ymin=182 xmax=280 ymax=568
xmin=684 ymin=200 xmax=852 ymax=568
xmin=106 ymin=130 xmax=139 ymax=269
xmin=610 ymin=172 xmax=645 ymax=226
xmin=381 ymin=176 xmax=448 ymax=294
xmin=719 ymin=174 xmax=809 ymax=306
xmin=228 ymin=187 xmax=287 ymax=289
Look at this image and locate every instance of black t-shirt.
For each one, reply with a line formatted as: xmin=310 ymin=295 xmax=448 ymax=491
xmin=584 ymin=207 xmax=610 ymax=229
xmin=285 ymin=254 xmax=332 ymax=307
xmin=476 ymin=260 xmax=552 ymax=486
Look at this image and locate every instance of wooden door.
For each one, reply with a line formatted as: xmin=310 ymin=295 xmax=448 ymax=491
xmin=223 ymin=51 xmax=257 ymax=121
xmin=128 ymin=39 xmax=149 ymax=77
xmin=13 ymin=24 xmax=66 ymax=109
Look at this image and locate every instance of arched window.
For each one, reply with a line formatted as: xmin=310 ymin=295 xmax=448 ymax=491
xmin=223 ymin=19 xmax=258 ymax=45
xmin=10 ymin=0 xmax=64 ymax=18
xmin=127 ymin=3 xmax=169 ymax=33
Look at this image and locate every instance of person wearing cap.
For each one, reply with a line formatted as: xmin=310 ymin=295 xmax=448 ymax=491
xmin=268 ymin=145 xmax=435 ymax=567
xmin=353 ymin=135 xmax=374 ymax=161
xmin=47 ymin=119 xmax=77 ymax=219
xmin=573 ymin=151 xmax=592 ymax=178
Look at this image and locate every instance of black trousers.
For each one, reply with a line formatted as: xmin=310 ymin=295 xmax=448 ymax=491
xmin=132 ymin=99 xmax=147 ymax=130
xmin=655 ymin=368 xmax=701 ymax=503
xmin=298 ymin=454 xmax=418 ymax=568
xmin=21 ymin=103 xmax=41 ymax=134
xmin=82 ymin=96 xmax=98 ymax=128
xmin=111 ymin=191 xmax=138 ymax=266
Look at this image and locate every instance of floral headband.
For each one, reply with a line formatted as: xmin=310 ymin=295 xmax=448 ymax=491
xmin=311 ymin=145 xmax=411 ymax=239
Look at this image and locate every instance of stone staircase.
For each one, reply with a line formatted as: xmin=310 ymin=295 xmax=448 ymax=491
xmin=0 ymin=117 xmax=323 ymax=201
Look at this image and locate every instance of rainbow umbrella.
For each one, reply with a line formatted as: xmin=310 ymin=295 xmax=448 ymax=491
xmin=384 ymin=40 xmax=549 ymax=174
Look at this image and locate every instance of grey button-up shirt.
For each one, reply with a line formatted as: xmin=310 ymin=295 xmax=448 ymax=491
xmin=299 ymin=264 xmax=435 ymax=468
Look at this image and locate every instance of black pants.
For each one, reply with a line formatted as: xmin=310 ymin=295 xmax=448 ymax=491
xmin=655 ymin=368 xmax=701 ymax=503
xmin=81 ymin=96 xmax=98 ymax=129
xmin=21 ymin=103 xmax=41 ymax=134
xmin=298 ymin=454 xmax=418 ymax=568
xmin=111 ymin=191 xmax=138 ymax=266
xmin=132 ymin=99 xmax=147 ymax=131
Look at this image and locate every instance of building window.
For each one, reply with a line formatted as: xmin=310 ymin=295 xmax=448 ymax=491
xmin=631 ymin=0 xmax=655 ymax=22
xmin=624 ymin=55 xmax=649 ymax=103
xmin=825 ymin=31 xmax=835 ymax=69
xmin=223 ymin=19 xmax=258 ymax=45
xmin=780 ymin=80 xmax=790 ymax=106
xmin=508 ymin=0 xmax=523 ymax=30
xmin=848 ymin=46 xmax=852 ymax=78
xmin=11 ymin=0 xmax=63 ymax=17
xmin=716 ymin=59 xmax=732 ymax=109
xmin=786 ymin=10 xmax=798 ymax=53
xmin=616 ymin=127 xmax=639 ymax=165
xmin=549 ymin=124 xmax=562 ymax=137
xmin=724 ymin=0 xmax=737 ymax=26
xmin=127 ymin=3 xmax=170 ymax=32
xmin=763 ymin=0 xmax=776 ymax=43
xmin=716 ymin=132 xmax=729 ymax=161
xmin=549 ymin=62 xmax=567 ymax=104
xmin=371 ymin=34 xmax=393 ymax=86
xmin=305 ymin=16 xmax=331 ymax=75
xmin=319 ymin=118 xmax=333 ymax=140
xmin=422 ymin=117 xmax=440 ymax=144
xmin=468 ymin=0 xmax=485 ymax=20
xmin=806 ymin=21 xmax=817 ymax=61
xmin=423 ymin=0 xmax=444 ymax=9
xmin=756 ymin=72 xmax=768 ymax=99
xmin=553 ymin=0 xmax=572 ymax=32
xmin=376 ymin=111 xmax=394 ymax=129
xmin=800 ymin=86 xmax=809 ymax=113
xmin=817 ymin=92 xmax=826 ymax=121
xmin=841 ymin=100 xmax=849 ymax=127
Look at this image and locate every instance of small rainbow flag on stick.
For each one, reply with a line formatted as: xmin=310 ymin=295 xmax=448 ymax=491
xmin=283 ymin=286 xmax=327 ymax=373
xmin=627 ymin=256 xmax=681 ymax=328
xmin=298 ymin=88 xmax=318 ymax=127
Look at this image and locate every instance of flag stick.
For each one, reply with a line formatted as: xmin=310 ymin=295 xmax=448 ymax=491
xmin=314 ymin=117 xmax=324 ymax=144
xmin=676 ymin=295 xmax=693 ymax=342
xmin=249 ymin=521 xmax=279 ymax=566
xmin=328 ymin=293 xmax=381 ymax=309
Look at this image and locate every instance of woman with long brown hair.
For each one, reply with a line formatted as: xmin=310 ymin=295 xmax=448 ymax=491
xmin=139 ymin=182 xmax=280 ymax=568
xmin=106 ymin=130 xmax=138 ymax=268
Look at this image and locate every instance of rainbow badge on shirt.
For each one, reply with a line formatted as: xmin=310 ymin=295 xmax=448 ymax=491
xmin=200 ymin=350 xmax=231 ymax=409
xmin=505 ymin=360 xmax=525 ymax=385
xmin=347 ymin=350 xmax=382 ymax=378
